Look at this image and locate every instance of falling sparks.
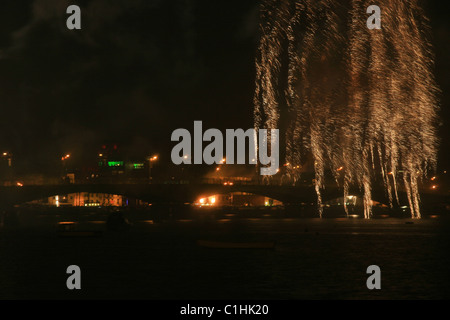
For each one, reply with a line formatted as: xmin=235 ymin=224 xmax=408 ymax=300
xmin=254 ymin=0 xmax=439 ymax=219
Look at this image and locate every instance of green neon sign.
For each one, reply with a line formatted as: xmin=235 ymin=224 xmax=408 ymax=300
xmin=108 ymin=161 xmax=123 ymax=167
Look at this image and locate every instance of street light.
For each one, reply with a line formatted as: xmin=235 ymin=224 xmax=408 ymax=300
xmin=2 ymin=152 xmax=12 ymax=167
xmin=148 ymin=155 xmax=158 ymax=182
xmin=61 ymin=154 xmax=71 ymax=183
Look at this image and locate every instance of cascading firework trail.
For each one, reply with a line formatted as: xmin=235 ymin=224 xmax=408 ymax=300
xmin=254 ymin=0 xmax=439 ymax=218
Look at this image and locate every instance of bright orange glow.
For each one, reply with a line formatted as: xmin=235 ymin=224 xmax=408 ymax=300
xmin=196 ymin=195 xmax=218 ymax=206
xmin=216 ymin=167 xmax=220 ymax=171
xmin=431 ymin=176 xmax=436 ymax=181
xmin=337 ymin=166 xmax=344 ymax=171
xmin=431 ymin=185 xmax=437 ymax=189
xmin=388 ymin=172 xmax=393 ymax=175
xmin=16 ymin=182 xmax=23 ymax=187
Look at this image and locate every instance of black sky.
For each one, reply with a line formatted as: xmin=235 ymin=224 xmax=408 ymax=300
xmin=0 ymin=0 xmax=448 ymax=175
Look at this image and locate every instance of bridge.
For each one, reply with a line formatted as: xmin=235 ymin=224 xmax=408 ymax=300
xmin=0 ymin=183 xmax=447 ymax=208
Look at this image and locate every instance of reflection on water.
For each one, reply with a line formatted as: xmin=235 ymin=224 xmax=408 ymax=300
xmin=0 ymin=207 xmax=449 ymax=299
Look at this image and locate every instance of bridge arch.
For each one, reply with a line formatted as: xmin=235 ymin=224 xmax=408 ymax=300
xmin=192 ymin=190 xmax=285 ymax=207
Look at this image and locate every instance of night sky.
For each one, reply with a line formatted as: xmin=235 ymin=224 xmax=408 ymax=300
xmin=0 ymin=0 xmax=448 ymax=175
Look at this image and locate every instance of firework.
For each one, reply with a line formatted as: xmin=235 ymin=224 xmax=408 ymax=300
xmin=254 ymin=0 xmax=439 ymax=218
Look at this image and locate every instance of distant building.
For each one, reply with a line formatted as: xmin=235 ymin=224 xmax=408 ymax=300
xmin=202 ymin=164 xmax=257 ymax=185
xmin=31 ymin=192 xmax=124 ymax=207
xmin=94 ymin=145 xmax=150 ymax=183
